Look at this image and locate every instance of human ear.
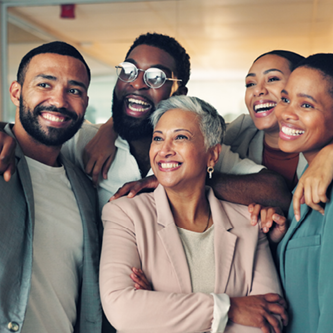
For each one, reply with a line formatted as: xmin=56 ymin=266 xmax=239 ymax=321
xmin=207 ymin=143 xmax=222 ymax=167
xmin=9 ymin=81 xmax=21 ymax=108
xmin=172 ymin=86 xmax=188 ymax=97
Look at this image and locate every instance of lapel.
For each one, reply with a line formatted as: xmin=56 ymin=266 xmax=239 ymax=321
xmin=154 ymin=185 xmax=192 ymax=293
xmin=59 ymin=153 xmax=102 ymax=256
xmin=278 ymin=202 xmax=311 ymax=284
xmin=5 ymin=125 xmax=35 ymax=229
xmin=154 ymin=185 xmax=238 ymax=294
xmin=248 ymin=129 xmax=264 ymax=164
xmin=207 ymin=189 xmax=237 ymax=294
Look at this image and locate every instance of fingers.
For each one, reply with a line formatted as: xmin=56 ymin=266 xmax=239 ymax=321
xmin=261 ymin=314 xmax=282 ymax=333
xmin=109 ymin=182 xmax=135 ymax=201
xmin=248 ymin=203 xmax=262 ymax=226
xmin=109 ymin=176 xmax=159 ymax=202
xmin=130 ymin=268 xmax=152 ymax=290
xmin=303 ymin=180 xmax=326 ymax=216
xmin=102 ymin=155 xmax=114 ymax=180
xmin=83 ymin=151 xmax=94 ymax=176
xmin=292 ymin=191 xmax=302 ymax=222
xmin=229 ymin=295 xmax=286 ymax=333
xmin=260 ymin=208 xmax=284 ymax=233
xmin=83 ymin=155 xmax=106 ymax=186
xmin=0 ymin=133 xmax=16 ymax=181
xmin=263 ymin=294 xmax=288 ymax=326
xmin=3 ymin=163 xmax=16 ymax=182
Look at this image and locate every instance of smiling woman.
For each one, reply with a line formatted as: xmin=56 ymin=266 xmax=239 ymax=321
xmin=100 ymin=95 xmax=287 ymax=333
xmin=224 ymin=50 xmax=306 ymax=191
xmin=275 ymin=53 xmax=333 ymax=333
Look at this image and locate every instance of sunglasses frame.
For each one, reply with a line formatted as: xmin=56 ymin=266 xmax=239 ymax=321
xmin=115 ymin=62 xmax=182 ymax=89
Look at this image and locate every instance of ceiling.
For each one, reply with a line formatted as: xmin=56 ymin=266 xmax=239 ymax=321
xmin=5 ymin=0 xmax=333 ymax=80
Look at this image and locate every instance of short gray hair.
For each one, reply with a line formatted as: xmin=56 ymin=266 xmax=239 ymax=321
xmin=150 ymin=95 xmax=225 ymax=149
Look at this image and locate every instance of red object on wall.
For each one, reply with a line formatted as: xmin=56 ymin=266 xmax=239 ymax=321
xmin=61 ymin=4 xmax=75 ymax=19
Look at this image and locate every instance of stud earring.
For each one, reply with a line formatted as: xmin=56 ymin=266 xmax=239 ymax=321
xmin=207 ymin=166 xmax=214 ymax=179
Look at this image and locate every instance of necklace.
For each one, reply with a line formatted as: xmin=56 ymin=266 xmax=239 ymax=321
xmin=202 ymin=207 xmax=211 ymax=233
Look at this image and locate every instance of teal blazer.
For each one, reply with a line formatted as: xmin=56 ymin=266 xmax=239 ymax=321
xmin=278 ymin=185 xmax=333 ymax=333
xmin=0 ymin=126 xmax=103 ymax=333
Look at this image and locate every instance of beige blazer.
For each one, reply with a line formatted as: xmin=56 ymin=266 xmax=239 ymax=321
xmin=100 ymin=185 xmax=282 ymax=333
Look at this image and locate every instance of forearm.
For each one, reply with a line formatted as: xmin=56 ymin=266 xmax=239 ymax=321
xmin=207 ymin=169 xmax=291 ymax=214
xmin=100 ymin=215 xmax=215 ymax=332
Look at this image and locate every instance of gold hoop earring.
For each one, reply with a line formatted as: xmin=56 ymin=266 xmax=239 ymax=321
xmin=207 ymin=166 xmax=214 ymax=179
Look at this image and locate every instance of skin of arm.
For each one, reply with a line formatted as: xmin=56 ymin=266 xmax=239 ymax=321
xmin=0 ymin=126 xmax=16 ymax=182
xmin=207 ymin=169 xmax=291 ymax=215
xmin=293 ymin=143 xmax=333 ymax=221
xmin=131 ymin=268 xmax=287 ymax=333
xmin=83 ymin=117 xmax=117 ymax=185
xmin=101 ymin=194 xmax=287 ymax=333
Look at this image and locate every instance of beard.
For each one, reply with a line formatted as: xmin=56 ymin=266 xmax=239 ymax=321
xmin=112 ymin=89 xmax=153 ymax=141
xmin=19 ymin=96 xmax=84 ymax=147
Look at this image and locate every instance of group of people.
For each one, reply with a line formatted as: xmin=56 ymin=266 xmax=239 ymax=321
xmin=1 ymin=32 xmax=333 ymax=333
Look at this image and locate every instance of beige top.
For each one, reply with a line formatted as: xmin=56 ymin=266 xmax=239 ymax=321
xmin=178 ymin=225 xmax=215 ymax=293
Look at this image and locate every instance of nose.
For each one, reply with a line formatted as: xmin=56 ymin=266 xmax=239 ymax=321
xmin=277 ymin=101 xmax=298 ymax=122
xmin=253 ymin=81 xmax=267 ymax=97
xmin=131 ymin=70 xmax=149 ymax=90
xmin=158 ymin=139 xmax=175 ymax=158
xmin=50 ymin=87 xmax=70 ymax=109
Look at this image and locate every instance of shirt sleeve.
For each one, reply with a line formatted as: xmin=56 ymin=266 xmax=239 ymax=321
xmin=61 ymin=121 xmax=100 ymax=170
xmin=211 ymin=293 xmax=230 ymax=332
xmin=215 ymin=144 xmax=265 ymax=175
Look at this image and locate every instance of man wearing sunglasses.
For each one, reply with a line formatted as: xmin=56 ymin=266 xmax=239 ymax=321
xmin=1 ymin=33 xmax=291 ymax=213
xmin=61 ymin=32 xmax=290 ymax=213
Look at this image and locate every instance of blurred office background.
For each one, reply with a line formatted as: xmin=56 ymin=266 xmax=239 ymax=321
xmin=1 ymin=0 xmax=333 ymax=123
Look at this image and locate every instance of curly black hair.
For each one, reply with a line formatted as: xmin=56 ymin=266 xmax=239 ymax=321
xmin=125 ymin=32 xmax=190 ymax=87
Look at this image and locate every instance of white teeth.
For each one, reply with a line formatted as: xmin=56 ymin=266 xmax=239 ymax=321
xmin=127 ymin=98 xmax=151 ymax=112
xmin=160 ymin=163 xmax=179 ymax=168
xmin=281 ymin=126 xmax=305 ymax=136
xmin=128 ymin=98 xmax=149 ymax=106
xmin=254 ymin=102 xmax=276 ymax=112
xmin=42 ymin=113 xmax=65 ymax=122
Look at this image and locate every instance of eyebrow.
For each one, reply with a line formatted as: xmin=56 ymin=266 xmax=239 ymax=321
xmin=153 ymin=129 xmax=193 ymax=134
xmin=246 ymin=68 xmax=284 ymax=78
xmin=281 ymin=89 xmax=318 ymax=103
xmin=34 ymin=74 xmax=87 ymax=90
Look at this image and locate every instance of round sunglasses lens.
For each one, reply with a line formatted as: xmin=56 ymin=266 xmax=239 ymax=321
xmin=117 ymin=63 xmax=137 ymax=82
xmin=145 ymin=69 xmax=166 ymax=88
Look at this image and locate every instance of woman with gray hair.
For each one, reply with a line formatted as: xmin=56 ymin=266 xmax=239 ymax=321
xmin=100 ymin=96 xmax=287 ymax=333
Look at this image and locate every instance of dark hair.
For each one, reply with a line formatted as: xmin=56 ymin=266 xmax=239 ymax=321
xmin=295 ymin=53 xmax=333 ymax=97
xmin=254 ymin=50 xmax=305 ymax=71
xmin=125 ymin=32 xmax=190 ymax=87
xmin=17 ymin=41 xmax=91 ymax=85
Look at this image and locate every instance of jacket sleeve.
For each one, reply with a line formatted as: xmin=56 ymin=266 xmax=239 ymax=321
xmin=250 ymin=228 xmax=283 ymax=297
xmin=99 ymin=202 xmax=216 ymax=333
xmin=316 ymin=205 xmax=333 ymax=332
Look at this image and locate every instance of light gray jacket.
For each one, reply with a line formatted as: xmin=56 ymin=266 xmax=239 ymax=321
xmin=0 ymin=125 xmax=103 ymax=333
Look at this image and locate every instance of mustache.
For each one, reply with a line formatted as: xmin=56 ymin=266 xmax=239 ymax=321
xmin=34 ymin=105 xmax=79 ymax=121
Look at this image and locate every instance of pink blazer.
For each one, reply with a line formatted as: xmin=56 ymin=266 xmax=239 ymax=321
xmin=100 ymin=185 xmax=282 ymax=333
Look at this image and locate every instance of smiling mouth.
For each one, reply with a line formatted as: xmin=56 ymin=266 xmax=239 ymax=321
xmin=281 ymin=126 xmax=305 ymax=136
xmin=160 ymin=162 xmax=181 ymax=168
xmin=41 ymin=112 xmax=70 ymax=123
xmin=127 ymin=97 xmax=152 ymax=113
xmin=254 ymin=102 xmax=277 ymax=113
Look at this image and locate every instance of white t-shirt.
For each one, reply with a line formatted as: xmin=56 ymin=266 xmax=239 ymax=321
xmin=62 ymin=123 xmax=264 ymax=213
xmin=21 ymin=157 xmax=83 ymax=333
